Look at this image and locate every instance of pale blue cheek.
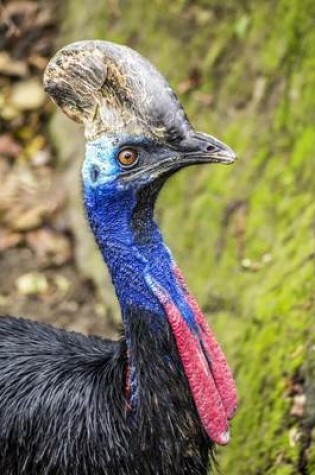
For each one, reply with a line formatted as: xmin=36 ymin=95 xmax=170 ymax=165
xmin=83 ymin=138 xmax=121 ymax=188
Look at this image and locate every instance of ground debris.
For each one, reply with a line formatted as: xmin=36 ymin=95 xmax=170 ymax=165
xmin=0 ymin=0 xmax=111 ymax=336
xmin=0 ymin=1 xmax=55 ymax=63
xmin=0 ymin=228 xmax=23 ymax=251
xmin=15 ymin=271 xmax=49 ymax=296
xmin=26 ymin=228 xmax=72 ymax=267
xmin=0 ymin=133 xmax=22 ymax=157
xmin=0 ymin=51 xmax=27 ymax=77
xmin=10 ymin=78 xmax=46 ymax=111
xmin=0 ymin=165 xmax=65 ymax=231
xmin=291 ymin=394 xmax=307 ymax=418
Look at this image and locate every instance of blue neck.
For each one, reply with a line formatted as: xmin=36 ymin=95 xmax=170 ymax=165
xmin=83 ymin=183 xmax=197 ymax=330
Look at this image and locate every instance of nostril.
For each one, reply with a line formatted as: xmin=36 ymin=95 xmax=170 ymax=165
xmin=206 ymin=144 xmax=216 ymax=153
xmin=90 ymin=164 xmax=100 ymax=183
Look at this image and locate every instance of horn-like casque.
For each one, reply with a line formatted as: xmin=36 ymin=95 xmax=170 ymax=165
xmin=44 ymin=40 xmax=193 ymax=143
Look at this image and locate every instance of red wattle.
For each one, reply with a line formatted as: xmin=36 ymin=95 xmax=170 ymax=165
xmin=174 ymin=266 xmax=238 ymax=420
xmin=154 ymin=286 xmax=230 ymax=446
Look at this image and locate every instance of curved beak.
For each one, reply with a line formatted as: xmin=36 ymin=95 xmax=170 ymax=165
xmin=179 ymin=131 xmax=237 ymax=166
xmin=150 ymin=132 xmax=237 ymax=179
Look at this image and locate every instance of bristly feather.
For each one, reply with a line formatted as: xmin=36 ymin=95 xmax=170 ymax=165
xmin=0 ymin=314 xmax=212 ymax=474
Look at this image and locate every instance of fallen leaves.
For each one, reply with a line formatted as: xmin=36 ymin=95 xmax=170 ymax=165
xmin=16 ymin=271 xmax=49 ymax=296
xmin=0 ymin=0 xmax=55 ymax=128
xmin=0 ymin=2 xmax=71 ymax=296
xmin=0 ymin=51 xmax=27 ymax=77
xmin=0 ymin=2 xmax=78 ymax=311
xmin=0 ymin=229 xmax=23 ymax=251
xmin=1 ymin=80 xmax=47 ymax=124
xmin=15 ymin=271 xmax=72 ymax=299
xmin=10 ymin=78 xmax=46 ymax=111
xmin=0 ymin=1 xmax=55 ymax=64
xmin=0 ymin=163 xmax=71 ymax=266
xmin=0 ymin=1 xmax=111 ymax=336
xmin=0 ymin=164 xmax=65 ymax=232
xmin=12 ymin=204 xmax=58 ymax=231
xmin=0 ymin=133 xmax=22 ymax=157
xmin=26 ymin=229 xmax=72 ymax=267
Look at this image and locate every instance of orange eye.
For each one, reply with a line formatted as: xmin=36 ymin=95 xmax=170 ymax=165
xmin=117 ymin=148 xmax=139 ymax=168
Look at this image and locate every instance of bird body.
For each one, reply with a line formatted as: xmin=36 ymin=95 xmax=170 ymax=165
xmin=0 ymin=41 xmax=237 ymax=474
xmin=0 ymin=314 xmax=209 ymax=474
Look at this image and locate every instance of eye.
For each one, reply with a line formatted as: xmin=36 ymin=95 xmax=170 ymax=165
xmin=117 ymin=148 xmax=139 ymax=168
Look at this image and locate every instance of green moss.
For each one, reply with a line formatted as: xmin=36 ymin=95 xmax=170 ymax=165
xmin=56 ymin=0 xmax=315 ymax=472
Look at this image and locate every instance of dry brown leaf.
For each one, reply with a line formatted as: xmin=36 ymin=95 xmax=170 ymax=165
xmin=0 ymin=165 xmax=65 ymax=231
xmin=15 ymin=271 xmax=49 ymax=296
xmin=0 ymin=229 xmax=23 ymax=251
xmin=0 ymin=133 xmax=22 ymax=158
xmin=28 ymin=54 xmax=48 ymax=71
xmin=11 ymin=203 xmax=57 ymax=231
xmin=10 ymin=79 xmax=46 ymax=111
xmin=1 ymin=1 xmax=55 ymax=59
xmin=26 ymin=229 xmax=72 ymax=266
xmin=290 ymin=394 xmax=306 ymax=418
xmin=0 ymin=51 xmax=28 ymax=77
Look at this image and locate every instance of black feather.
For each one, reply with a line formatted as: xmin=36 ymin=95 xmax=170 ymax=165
xmin=0 ymin=311 xmax=212 ymax=474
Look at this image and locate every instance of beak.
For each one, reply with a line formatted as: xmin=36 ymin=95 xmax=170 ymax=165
xmin=146 ymin=131 xmax=237 ymax=180
xmin=178 ymin=131 xmax=237 ymax=166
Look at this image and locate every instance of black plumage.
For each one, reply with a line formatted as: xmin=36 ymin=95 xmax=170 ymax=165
xmin=0 ymin=311 xmax=210 ymax=474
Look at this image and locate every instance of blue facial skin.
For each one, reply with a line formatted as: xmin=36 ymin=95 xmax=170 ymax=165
xmin=83 ymin=135 xmax=199 ymax=334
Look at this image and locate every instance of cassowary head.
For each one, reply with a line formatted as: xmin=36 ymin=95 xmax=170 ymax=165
xmin=44 ymin=41 xmax=236 ymax=200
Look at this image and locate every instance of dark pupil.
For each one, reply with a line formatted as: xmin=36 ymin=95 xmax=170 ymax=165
xmin=124 ymin=151 xmax=133 ymax=160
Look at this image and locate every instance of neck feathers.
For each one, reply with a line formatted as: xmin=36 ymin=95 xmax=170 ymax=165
xmin=83 ymin=178 xmax=237 ymax=446
xmin=84 ymin=180 xmax=177 ymax=318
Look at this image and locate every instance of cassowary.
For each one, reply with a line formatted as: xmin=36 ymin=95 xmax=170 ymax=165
xmin=0 ymin=41 xmax=237 ymax=474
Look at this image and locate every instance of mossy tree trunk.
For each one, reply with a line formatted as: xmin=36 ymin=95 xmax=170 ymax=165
xmin=52 ymin=1 xmax=315 ymax=473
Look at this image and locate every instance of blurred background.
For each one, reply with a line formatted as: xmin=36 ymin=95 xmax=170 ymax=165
xmin=0 ymin=0 xmax=314 ymax=473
